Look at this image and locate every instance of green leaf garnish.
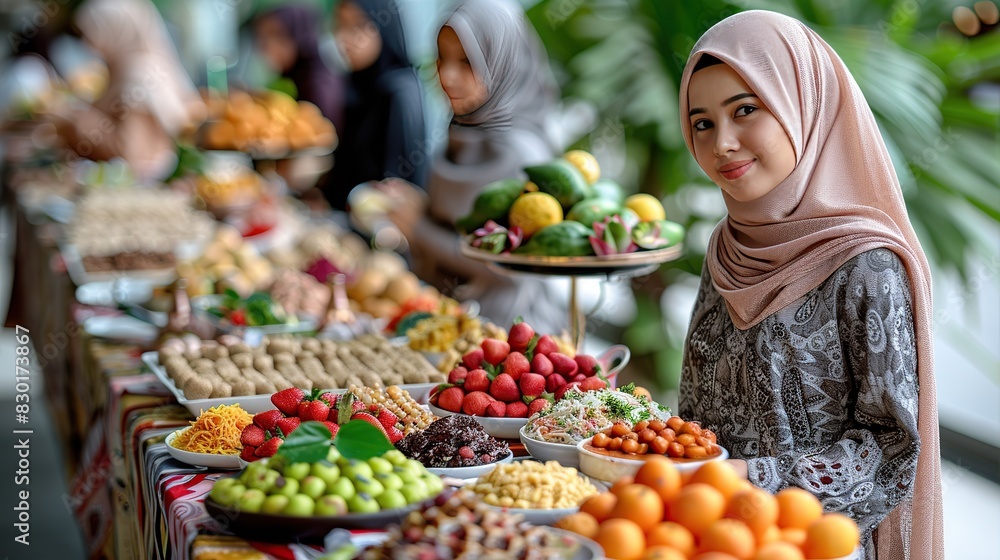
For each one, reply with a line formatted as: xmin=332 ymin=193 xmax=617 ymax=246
xmin=332 ymin=420 xmax=395 ymax=460
xmin=275 ymin=421 xmax=333 ymax=463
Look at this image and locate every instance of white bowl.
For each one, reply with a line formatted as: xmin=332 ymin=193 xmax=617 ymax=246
xmin=427 ymin=403 xmax=527 ymax=439
xmin=426 ymin=450 xmax=514 ymax=478
xmin=164 ymin=429 xmax=244 ymax=469
xmin=576 ymin=437 xmax=729 ymax=483
xmin=519 ymin=425 xmax=581 ymax=468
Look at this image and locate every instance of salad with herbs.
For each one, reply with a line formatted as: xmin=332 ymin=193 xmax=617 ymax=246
xmin=207 ymin=289 xmax=298 ymax=327
xmin=522 ymin=384 xmax=670 ymax=445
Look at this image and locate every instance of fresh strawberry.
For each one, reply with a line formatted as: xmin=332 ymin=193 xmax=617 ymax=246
xmin=241 ymin=425 xmax=266 ymax=447
xmin=255 ymin=436 xmax=283 ymax=457
xmin=437 ymin=387 xmax=466 ymax=413
xmin=376 ymin=408 xmax=399 ymax=430
xmin=385 ymin=425 xmax=404 ymax=444
xmin=322 ymin=421 xmax=340 ymax=438
xmin=528 ymin=397 xmax=551 ymax=416
xmin=534 ymin=335 xmax=559 ymax=356
xmin=276 ymin=416 xmax=301 ymax=436
xmin=571 ymin=373 xmax=588 ymax=383
xmin=464 ymin=369 xmax=490 ymax=393
xmin=448 ymin=366 xmax=469 ymax=385
xmin=508 ymin=322 xmax=535 ymax=353
xmin=519 ymin=373 xmax=546 ymax=398
xmin=253 ymin=410 xmax=283 ymax=431
xmin=462 ymin=348 xmax=485 ymax=370
xmin=580 ymin=377 xmax=607 ymax=392
xmin=462 ymin=391 xmax=493 ymax=416
xmin=271 ymin=387 xmax=306 ymax=416
xmin=481 ymin=339 xmax=511 ymax=366
xmin=530 ymin=353 xmax=554 ymax=377
xmin=489 ymin=373 xmax=521 ymax=402
xmin=501 ymin=352 xmax=530 ymax=381
xmin=485 ymin=401 xmax=507 ymax=417
xmin=546 ymin=374 xmax=567 ymax=394
xmin=549 ymin=353 xmax=579 ymax=377
xmin=319 ymin=391 xmax=339 ymax=409
xmin=298 ymin=400 xmax=331 ymax=422
xmin=574 ymin=354 xmax=600 ymax=377
xmin=555 ymin=381 xmax=582 ymax=401
xmin=351 ymin=411 xmax=392 ymax=441
xmin=240 ymin=445 xmax=258 ymax=462
xmin=505 ymin=401 xmax=529 ymax=418
xmin=351 ymin=399 xmax=366 ymax=413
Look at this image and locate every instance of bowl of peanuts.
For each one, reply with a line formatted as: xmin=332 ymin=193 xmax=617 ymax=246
xmin=467 ymin=459 xmax=605 ymax=525
xmin=576 ymin=417 xmax=729 ymax=482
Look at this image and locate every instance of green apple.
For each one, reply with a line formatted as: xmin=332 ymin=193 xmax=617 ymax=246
xmin=311 ymin=462 xmax=341 ymax=487
xmin=400 ymin=482 xmax=427 ymax=505
xmin=326 ymin=447 xmax=343 ymax=464
xmin=347 ymin=492 xmax=380 ymax=514
xmin=328 ymin=477 xmax=356 ymax=500
xmin=382 ymin=449 xmax=408 ymax=466
xmin=341 ymin=459 xmax=374 ymax=480
xmin=403 ymin=459 xmax=426 ymax=475
xmin=421 ymin=473 xmax=444 ymax=495
xmin=374 ymin=472 xmax=402 ymax=492
xmin=283 ymin=462 xmax=311 ymax=481
xmin=315 ymin=494 xmax=348 ymax=516
xmin=242 ymin=460 xmax=269 ymax=480
xmin=283 ymin=493 xmax=316 ymax=516
xmin=368 ymin=456 xmax=393 ymax=475
xmin=375 ymin=489 xmax=407 ymax=510
xmin=393 ymin=466 xmax=419 ymax=485
xmin=300 ymin=475 xmax=327 ymax=499
xmin=273 ymin=476 xmax=300 ymax=498
xmin=210 ymin=480 xmax=246 ymax=506
xmin=246 ymin=469 xmax=279 ymax=493
xmin=261 ymin=494 xmax=290 ymax=514
xmin=352 ymin=475 xmax=385 ymax=498
xmin=236 ymin=488 xmax=267 ymax=512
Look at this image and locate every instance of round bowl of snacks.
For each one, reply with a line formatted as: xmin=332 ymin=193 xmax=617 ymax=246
xmin=468 ymin=459 xmax=604 ymax=526
xmin=577 ymin=416 xmax=729 ymax=482
xmin=519 ymin=384 xmax=669 ymax=469
xmin=395 ymin=415 xmax=515 ymax=479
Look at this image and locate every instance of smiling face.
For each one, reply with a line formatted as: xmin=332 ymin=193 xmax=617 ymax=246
xmin=687 ymin=62 xmax=796 ymax=203
xmin=334 ymin=0 xmax=382 ymax=71
xmin=436 ymin=26 xmax=488 ymax=116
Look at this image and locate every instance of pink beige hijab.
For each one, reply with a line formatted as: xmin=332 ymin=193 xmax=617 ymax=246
xmin=678 ymin=10 xmax=943 ymax=559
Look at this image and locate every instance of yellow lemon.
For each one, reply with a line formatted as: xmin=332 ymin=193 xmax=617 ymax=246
xmin=509 ymin=192 xmax=564 ymax=238
xmin=564 ymin=150 xmax=601 ymax=185
xmin=625 ymin=193 xmax=666 ymax=222
xmin=524 ymin=181 xmax=539 ymax=193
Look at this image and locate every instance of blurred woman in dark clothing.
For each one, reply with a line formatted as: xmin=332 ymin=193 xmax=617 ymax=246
xmin=255 ymin=4 xmax=346 ymax=132
xmin=322 ymin=0 xmax=428 ymax=211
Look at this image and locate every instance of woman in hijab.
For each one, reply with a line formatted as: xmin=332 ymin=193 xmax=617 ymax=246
xmin=52 ymin=0 xmax=204 ymax=181
xmin=678 ymin=11 xmax=942 ymax=559
xmin=255 ymin=4 xmax=345 ymax=132
xmin=322 ymin=0 xmax=427 ymax=211
xmin=390 ymin=0 xmax=565 ymax=331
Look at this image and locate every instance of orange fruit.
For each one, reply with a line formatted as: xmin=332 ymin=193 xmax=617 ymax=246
xmin=642 ymin=546 xmax=687 ymax=560
xmin=647 ymin=521 xmax=696 ymax=556
xmin=595 ymin=518 xmax=646 ymax=560
xmin=801 ymin=513 xmax=860 ymax=559
xmin=775 ymin=488 xmax=822 ymax=530
xmin=689 ymin=461 xmax=744 ymax=500
xmin=609 ymin=484 xmax=665 ymax=531
xmin=753 ymin=541 xmax=805 ymax=560
xmin=779 ymin=528 xmax=807 ymax=546
xmin=691 ymin=553 xmax=741 ymax=560
xmin=725 ymin=488 xmax=779 ymax=537
xmin=579 ymin=492 xmax=618 ymax=523
xmin=610 ymin=476 xmax=635 ymax=496
xmin=758 ymin=525 xmax=781 ymax=546
xmin=667 ymin=483 xmax=726 ymax=536
xmin=635 ymin=456 xmax=682 ymax=503
xmin=699 ymin=519 xmax=756 ymax=560
xmin=555 ymin=512 xmax=599 ymax=539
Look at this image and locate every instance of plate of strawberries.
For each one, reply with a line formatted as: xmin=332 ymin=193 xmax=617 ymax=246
xmin=428 ymin=320 xmax=630 ymax=439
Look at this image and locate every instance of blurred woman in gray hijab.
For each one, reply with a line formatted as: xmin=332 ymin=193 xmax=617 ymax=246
xmin=387 ymin=0 xmax=565 ymax=332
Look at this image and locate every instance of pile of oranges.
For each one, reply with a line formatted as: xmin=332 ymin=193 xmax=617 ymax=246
xmin=556 ymin=457 xmax=859 ymax=560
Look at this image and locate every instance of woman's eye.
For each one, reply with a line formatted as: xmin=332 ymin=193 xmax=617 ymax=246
xmin=693 ymin=119 xmax=712 ymax=131
xmin=734 ymin=105 xmax=757 ymax=118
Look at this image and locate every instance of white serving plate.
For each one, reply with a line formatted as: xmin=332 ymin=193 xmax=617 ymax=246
xmin=576 ymin=437 xmax=730 ymax=483
xmin=427 ymin=403 xmax=527 ymax=439
xmin=519 ymin=425 xmax=581 ymax=468
xmin=143 ymin=351 xmax=439 ymax=416
xmin=83 ymin=315 xmax=159 ymax=344
xmin=164 ymin=428 xmax=244 ymax=469
xmin=76 ymin=277 xmax=157 ymax=308
xmin=426 ymin=450 xmax=514 ymax=478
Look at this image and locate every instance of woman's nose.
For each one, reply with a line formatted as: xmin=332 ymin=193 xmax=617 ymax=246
xmin=714 ymin=122 xmax=740 ymax=157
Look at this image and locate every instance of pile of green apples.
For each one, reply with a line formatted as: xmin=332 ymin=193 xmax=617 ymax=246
xmin=209 ymin=447 xmax=445 ymax=516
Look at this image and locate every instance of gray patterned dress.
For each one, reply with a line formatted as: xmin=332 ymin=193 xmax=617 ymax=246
xmin=680 ymin=248 xmax=920 ymax=559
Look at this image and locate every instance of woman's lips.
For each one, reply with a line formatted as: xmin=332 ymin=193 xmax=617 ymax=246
xmin=719 ymin=160 xmax=755 ymax=180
